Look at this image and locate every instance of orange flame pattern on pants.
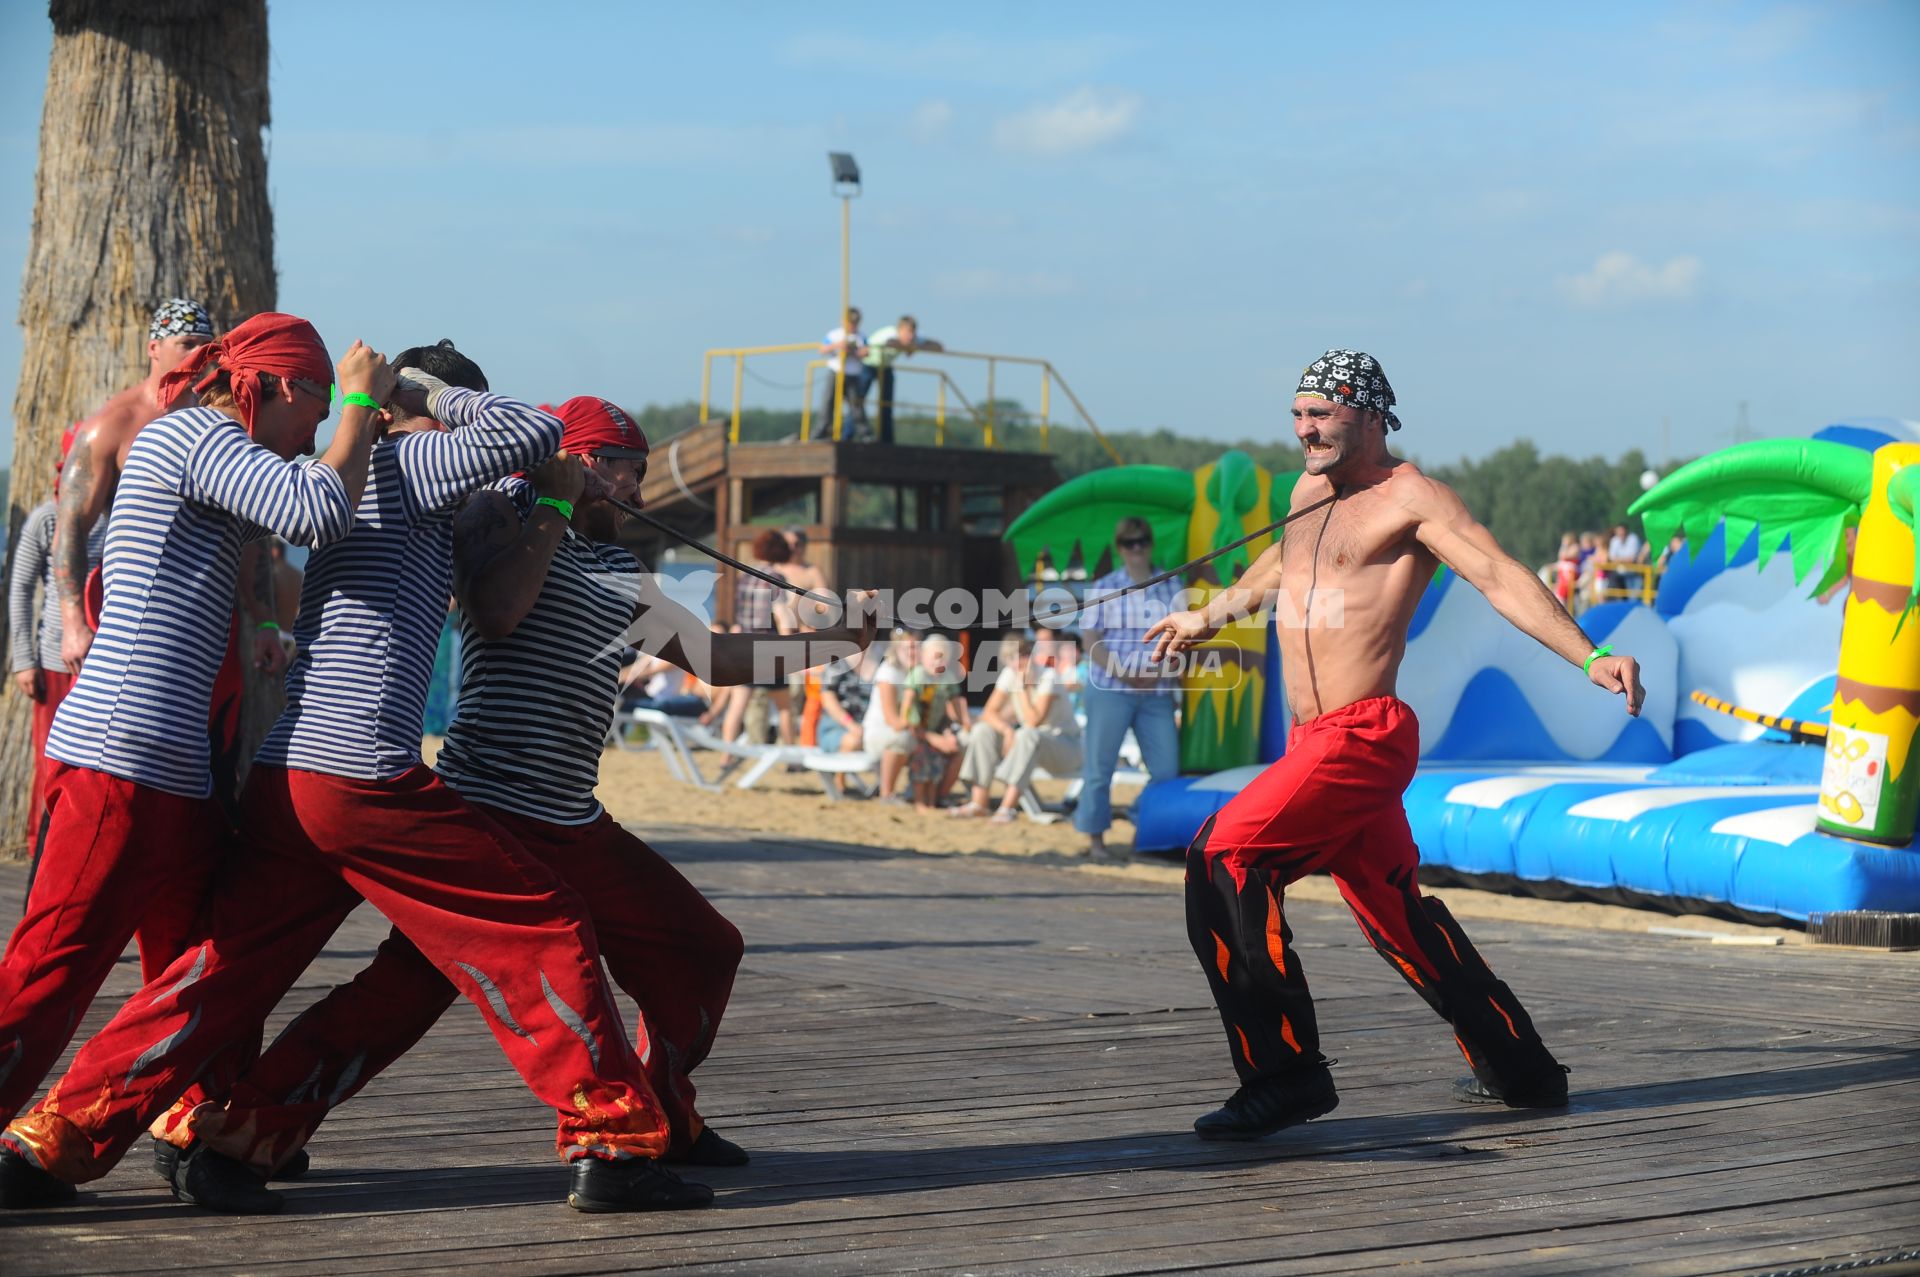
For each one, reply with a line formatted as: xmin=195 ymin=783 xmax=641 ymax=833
xmin=1183 ymin=697 xmax=1561 ymax=1091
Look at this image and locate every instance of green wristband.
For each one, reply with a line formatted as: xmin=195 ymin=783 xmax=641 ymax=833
xmin=341 ymin=391 xmax=382 ymax=411
xmin=535 ymin=496 xmax=575 ymax=520
xmin=256 ymin=621 xmax=280 ymax=632
xmin=1583 ymin=644 xmax=1613 ymax=676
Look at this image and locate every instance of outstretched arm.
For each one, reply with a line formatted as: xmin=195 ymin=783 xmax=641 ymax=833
xmin=630 ymin=581 xmax=878 ymax=687
xmin=1145 ymin=539 xmax=1284 ymax=660
xmin=1407 ymin=474 xmax=1644 ymax=716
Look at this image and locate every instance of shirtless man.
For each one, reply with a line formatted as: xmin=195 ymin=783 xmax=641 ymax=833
xmin=1147 ymin=349 xmax=1644 ymax=1140
xmin=54 ymin=299 xmax=213 ymax=671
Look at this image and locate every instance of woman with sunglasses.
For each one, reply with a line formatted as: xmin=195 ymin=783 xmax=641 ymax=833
xmin=1073 ymin=517 xmax=1185 ymax=861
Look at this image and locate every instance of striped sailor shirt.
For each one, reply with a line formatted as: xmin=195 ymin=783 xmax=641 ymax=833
xmin=7 ymin=500 xmax=109 ymax=673
xmin=45 ymin=407 xmax=356 ymax=796
xmin=256 ymin=390 xmax=561 ymax=780
xmin=434 ymin=477 xmax=642 ymax=824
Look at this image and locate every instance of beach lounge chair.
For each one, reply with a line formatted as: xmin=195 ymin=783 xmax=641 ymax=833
xmin=678 ymin=722 xmax=880 ymax=800
xmin=611 ymin=706 xmax=722 ymax=791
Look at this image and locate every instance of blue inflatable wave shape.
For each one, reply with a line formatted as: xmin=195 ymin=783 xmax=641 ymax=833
xmin=1813 ymin=423 xmax=1900 ymax=453
xmin=1405 ymin=567 xmax=1453 ymax=644
xmin=1773 ymin=675 xmax=1836 ymax=729
xmin=1655 ymin=523 xmax=1764 ymax=618
xmin=1134 ymin=762 xmax=1920 ymax=920
xmin=1423 ymin=667 xmax=1671 ymax=763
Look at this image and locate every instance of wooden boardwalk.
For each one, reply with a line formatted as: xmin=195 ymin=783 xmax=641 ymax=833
xmin=2 ymin=826 xmax=1917 ymax=1275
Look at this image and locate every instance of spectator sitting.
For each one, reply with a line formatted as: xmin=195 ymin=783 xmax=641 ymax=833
xmin=951 ymin=635 xmax=1084 ymax=823
xmin=620 ymin=651 xmax=709 ymax=718
xmin=862 ymin=627 xmax=919 ymax=800
xmin=817 ymin=643 xmax=876 ymax=755
xmin=896 ymin=633 xmax=969 ymax=812
xmin=861 ymin=314 xmax=943 ymax=445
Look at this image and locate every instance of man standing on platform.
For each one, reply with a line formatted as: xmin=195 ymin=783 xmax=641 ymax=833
xmin=1147 ymin=349 xmax=1644 ymax=1139
xmin=860 ymin=314 xmax=943 ymax=445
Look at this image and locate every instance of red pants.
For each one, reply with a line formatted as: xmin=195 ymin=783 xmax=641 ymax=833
xmin=25 ymin=669 xmax=75 ymax=845
xmin=3 ymin=765 xmax=670 ymax=1182
xmin=181 ymin=807 xmax=743 ymax=1174
xmin=0 ymin=764 xmax=221 ymax=1123
xmin=1184 ymin=696 xmax=1558 ymax=1090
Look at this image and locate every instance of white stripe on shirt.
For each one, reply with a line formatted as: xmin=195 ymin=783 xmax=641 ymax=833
xmin=434 ymin=477 xmax=641 ymax=824
xmin=7 ymin=500 xmax=109 ymax=673
xmin=47 ymin=407 xmax=355 ymax=796
xmin=256 ymin=391 xmax=561 ymax=780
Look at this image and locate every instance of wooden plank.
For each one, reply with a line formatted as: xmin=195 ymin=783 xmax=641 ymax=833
xmin=1 ymin=819 xmax=1915 ymax=1275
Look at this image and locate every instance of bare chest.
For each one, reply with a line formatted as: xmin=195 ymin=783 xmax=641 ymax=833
xmin=1280 ymin=494 xmax=1407 ymax=581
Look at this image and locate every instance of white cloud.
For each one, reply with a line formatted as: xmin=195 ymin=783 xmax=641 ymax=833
xmin=993 ymin=88 xmax=1141 ymax=156
xmin=932 ymin=268 xmax=1077 ymax=299
xmin=910 ymin=99 xmax=954 ymax=142
xmin=1559 ymin=252 xmax=1703 ymax=307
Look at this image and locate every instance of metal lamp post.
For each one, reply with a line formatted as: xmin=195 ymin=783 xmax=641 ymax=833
xmin=827 ymin=151 xmax=860 ymax=441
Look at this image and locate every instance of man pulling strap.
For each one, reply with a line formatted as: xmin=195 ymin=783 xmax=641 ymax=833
xmin=0 ymin=350 xmax=702 ymax=1215
xmin=1148 ymin=348 xmax=1644 ymax=1139
xmin=0 ymin=314 xmax=387 ymax=1192
xmin=162 ymin=396 xmax=875 ymax=1209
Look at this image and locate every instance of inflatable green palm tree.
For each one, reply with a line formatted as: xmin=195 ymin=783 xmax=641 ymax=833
xmin=1631 ymin=437 xmax=1920 ymax=844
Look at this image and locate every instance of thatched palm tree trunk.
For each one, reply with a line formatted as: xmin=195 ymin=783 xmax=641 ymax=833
xmin=1 ymin=0 xmax=275 ymax=858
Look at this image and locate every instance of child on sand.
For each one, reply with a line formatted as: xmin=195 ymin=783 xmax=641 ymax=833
xmin=900 ymin=634 xmax=969 ymax=812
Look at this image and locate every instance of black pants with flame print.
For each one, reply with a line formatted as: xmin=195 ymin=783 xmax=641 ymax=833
xmin=1183 ymin=698 xmax=1560 ymax=1092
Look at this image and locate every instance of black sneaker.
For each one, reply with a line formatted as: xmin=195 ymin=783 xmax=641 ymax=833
xmin=0 ymin=1144 xmax=77 ymax=1209
xmin=1193 ymin=1069 xmax=1339 ymax=1141
xmin=1453 ymin=1064 xmax=1571 ymax=1109
xmin=668 ymin=1127 xmax=749 ymax=1167
xmin=171 ymin=1145 xmax=285 ymax=1215
xmin=152 ymin=1136 xmax=181 ymax=1184
xmin=154 ymin=1138 xmax=308 ymax=1183
xmin=567 ymin=1156 xmax=714 ymax=1212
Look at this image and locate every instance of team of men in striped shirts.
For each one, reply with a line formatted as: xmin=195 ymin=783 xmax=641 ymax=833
xmin=0 ymin=306 xmax=875 ymax=1214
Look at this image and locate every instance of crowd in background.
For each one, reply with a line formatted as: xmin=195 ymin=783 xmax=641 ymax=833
xmin=616 ymin=518 xmax=1181 ymax=861
xmin=1541 ymin=521 xmax=1682 ymax=615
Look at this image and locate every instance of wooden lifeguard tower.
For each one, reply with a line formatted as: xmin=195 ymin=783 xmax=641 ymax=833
xmin=622 ymin=343 xmax=1120 ymax=624
xmin=629 ymin=423 xmax=1062 ymax=624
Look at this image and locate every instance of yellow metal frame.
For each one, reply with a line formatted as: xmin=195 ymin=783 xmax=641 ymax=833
xmin=800 ymin=360 xmax=994 ymax=445
xmin=1595 ymin=562 xmax=1659 ymax=606
xmin=700 ymin=343 xmax=1121 ymax=462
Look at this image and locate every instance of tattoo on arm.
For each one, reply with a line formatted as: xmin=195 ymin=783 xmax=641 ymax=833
xmin=451 ymin=491 xmax=520 ymax=603
xmin=51 ymin=440 xmax=96 ymax=608
xmin=249 ymin=542 xmax=274 ymax=617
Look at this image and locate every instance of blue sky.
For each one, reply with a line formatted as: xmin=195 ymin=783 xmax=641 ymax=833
xmin=2 ymin=1 xmax=1916 ymax=471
